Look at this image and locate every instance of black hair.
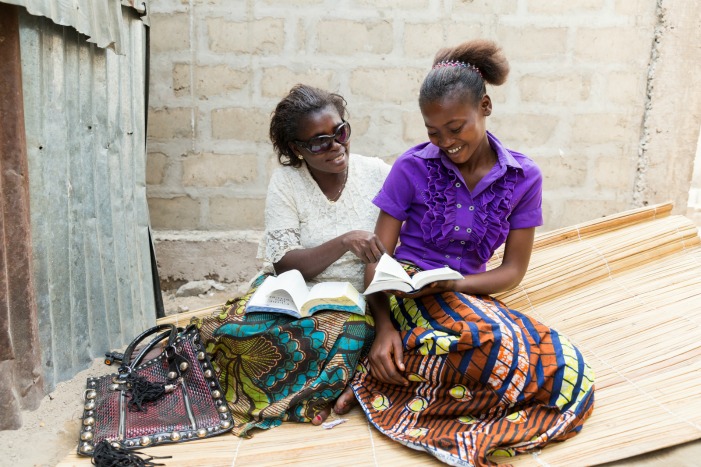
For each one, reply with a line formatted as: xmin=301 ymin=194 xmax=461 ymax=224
xmin=269 ymin=84 xmax=348 ymax=168
xmin=419 ymin=39 xmax=510 ymax=107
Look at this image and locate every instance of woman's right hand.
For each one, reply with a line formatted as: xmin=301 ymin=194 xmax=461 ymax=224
xmin=368 ymin=324 xmax=409 ymax=386
xmin=341 ymin=230 xmax=386 ymax=263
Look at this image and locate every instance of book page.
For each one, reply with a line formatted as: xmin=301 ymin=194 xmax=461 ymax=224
xmin=269 ymin=269 xmax=310 ymax=311
xmin=374 ymin=254 xmax=412 ymax=282
xmin=363 ymin=279 xmax=416 ymax=295
xmin=411 ymin=267 xmax=463 ymax=290
xmin=246 ymin=270 xmax=310 ymax=313
xmin=303 ymin=282 xmax=366 ymax=316
xmin=364 ymin=255 xmax=420 ymax=295
xmin=259 ymin=291 xmax=299 ymax=313
xmin=306 ymin=282 xmax=364 ymax=307
xmin=305 ymin=282 xmax=355 ymax=303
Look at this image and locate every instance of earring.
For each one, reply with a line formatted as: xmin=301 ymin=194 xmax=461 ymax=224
xmin=297 ymin=154 xmax=304 ymax=160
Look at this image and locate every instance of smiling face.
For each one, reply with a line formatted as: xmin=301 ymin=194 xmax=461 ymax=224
xmin=289 ymin=105 xmax=349 ymax=175
xmin=420 ymin=93 xmax=492 ymax=167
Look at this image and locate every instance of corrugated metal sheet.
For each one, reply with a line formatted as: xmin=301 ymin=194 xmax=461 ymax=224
xmin=0 ymin=4 xmax=44 ymax=430
xmin=19 ymin=5 xmax=155 ymax=390
xmin=2 ymin=0 xmax=148 ymax=54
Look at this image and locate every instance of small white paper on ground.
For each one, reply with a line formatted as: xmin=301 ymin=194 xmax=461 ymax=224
xmin=321 ymin=418 xmax=348 ymax=429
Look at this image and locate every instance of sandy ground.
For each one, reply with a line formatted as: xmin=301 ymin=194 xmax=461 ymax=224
xmin=0 ymin=286 xmax=234 ymax=467
xmin=1 ymin=285 xmax=701 ymax=466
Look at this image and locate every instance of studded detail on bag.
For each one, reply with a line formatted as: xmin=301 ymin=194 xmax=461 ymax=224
xmin=77 ymin=324 xmax=232 ymax=456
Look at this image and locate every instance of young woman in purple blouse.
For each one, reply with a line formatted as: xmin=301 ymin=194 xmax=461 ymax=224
xmin=349 ymin=40 xmax=595 ymax=466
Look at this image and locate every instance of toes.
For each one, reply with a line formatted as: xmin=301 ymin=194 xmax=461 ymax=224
xmin=333 ymin=387 xmax=358 ymax=415
xmin=311 ymin=406 xmax=331 ymax=425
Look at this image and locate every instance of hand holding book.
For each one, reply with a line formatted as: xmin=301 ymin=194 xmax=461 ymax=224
xmin=364 ymin=254 xmax=463 ymax=295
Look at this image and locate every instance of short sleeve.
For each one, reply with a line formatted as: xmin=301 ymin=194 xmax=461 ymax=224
xmin=509 ymin=161 xmax=543 ymax=229
xmin=257 ymin=169 xmax=304 ymax=263
xmin=373 ymin=155 xmax=416 ymax=221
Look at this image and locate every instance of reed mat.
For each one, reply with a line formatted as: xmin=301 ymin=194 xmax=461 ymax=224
xmin=58 ymin=203 xmax=701 ymax=466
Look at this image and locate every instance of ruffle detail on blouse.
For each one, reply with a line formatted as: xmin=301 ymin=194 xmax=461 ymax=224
xmin=467 ymin=166 xmax=520 ymax=264
xmin=420 ymin=158 xmax=521 ymax=264
xmin=420 ymin=159 xmax=458 ymax=249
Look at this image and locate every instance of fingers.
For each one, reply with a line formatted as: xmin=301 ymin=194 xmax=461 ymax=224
xmin=370 ymin=358 xmax=392 ymax=384
xmin=346 ymin=232 xmax=385 ymax=263
xmin=395 ymin=289 xmax=426 ymax=299
xmin=358 ymin=249 xmax=376 ymax=264
xmin=358 ymin=240 xmax=385 ymax=264
xmin=367 ymin=240 xmax=384 ymax=263
xmin=392 ymin=339 xmax=406 ymax=374
xmin=372 ymin=356 xmax=407 ymax=386
xmin=368 ymin=341 xmax=408 ymax=386
xmin=386 ymin=289 xmax=404 ymax=298
xmin=371 ymin=237 xmax=386 ymax=259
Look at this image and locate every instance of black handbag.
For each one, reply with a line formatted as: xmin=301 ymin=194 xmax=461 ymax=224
xmin=77 ymin=324 xmax=233 ymax=456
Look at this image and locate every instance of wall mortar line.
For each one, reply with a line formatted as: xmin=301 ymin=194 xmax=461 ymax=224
xmin=633 ymin=0 xmax=667 ymax=208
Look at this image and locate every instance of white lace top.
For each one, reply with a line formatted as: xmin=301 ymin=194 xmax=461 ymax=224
xmin=257 ymin=154 xmax=391 ymax=292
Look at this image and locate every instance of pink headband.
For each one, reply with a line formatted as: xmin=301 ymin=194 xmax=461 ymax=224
xmin=432 ymin=60 xmax=482 ymax=78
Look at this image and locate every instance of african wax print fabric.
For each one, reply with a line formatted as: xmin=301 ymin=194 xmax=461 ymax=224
xmin=351 ymin=265 xmax=595 ymax=467
xmin=192 ymin=273 xmax=374 ymax=436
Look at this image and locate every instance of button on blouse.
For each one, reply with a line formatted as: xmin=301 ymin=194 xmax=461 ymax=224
xmin=373 ymin=131 xmax=544 ymax=275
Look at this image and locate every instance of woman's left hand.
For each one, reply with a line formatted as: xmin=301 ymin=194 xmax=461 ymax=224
xmin=391 ymin=280 xmax=457 ymax=299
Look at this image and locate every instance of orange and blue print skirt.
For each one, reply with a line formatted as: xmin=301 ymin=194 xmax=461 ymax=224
xmin=351 ymin=287 xmax=595 ymax=466
xmin=191 ymin=273 xmax=374 ymax=436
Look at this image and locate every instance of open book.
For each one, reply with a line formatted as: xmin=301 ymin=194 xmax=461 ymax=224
xmin=364 ymin=254 xmax=463 ymax=295
xmin=245 ymin=269 xmax=366 ymax=319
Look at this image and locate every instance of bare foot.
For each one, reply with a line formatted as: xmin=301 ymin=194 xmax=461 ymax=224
xmin=311 ymin=406 xmax=331 ymax=426
xmin=332 ymin=386 xmax=357 ymax=415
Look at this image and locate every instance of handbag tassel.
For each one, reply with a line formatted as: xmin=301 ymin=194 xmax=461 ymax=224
xmin=92 ymin=440 xmax=171 ymax=467
xmin=125 ymin=373 xmax=174 ymax=412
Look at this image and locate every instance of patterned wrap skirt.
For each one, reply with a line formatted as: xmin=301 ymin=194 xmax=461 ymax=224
xmin=350 ymin=268 xmax=595 ymax=467
xmin=191 ymin=273 xmax=374 ymax=436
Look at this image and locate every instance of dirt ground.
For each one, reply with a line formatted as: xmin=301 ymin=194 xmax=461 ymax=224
xmin=0 ymin=286 xmax=233 ymax=467
xmin=1 ymin=285 xmax=700 ymax=467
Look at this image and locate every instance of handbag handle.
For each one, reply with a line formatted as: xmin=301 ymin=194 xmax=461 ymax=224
xmin=113 ymin=324 xmax=192 ymax=411
xmin=118 ymin=324 xmax=178 ymax=375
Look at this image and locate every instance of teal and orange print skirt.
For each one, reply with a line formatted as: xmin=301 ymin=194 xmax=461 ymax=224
xmin=350 ymin=266 xmax=595 ymax=467
xmin=191 ymin=273 xmax=374 ymax=436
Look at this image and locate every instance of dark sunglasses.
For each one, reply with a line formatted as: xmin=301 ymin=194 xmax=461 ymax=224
xmin=294 ymin=121 xmax=351 ymax=155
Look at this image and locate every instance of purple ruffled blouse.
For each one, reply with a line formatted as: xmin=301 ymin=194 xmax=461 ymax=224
xmin=374 ymin=131 xmax=543 ymax=275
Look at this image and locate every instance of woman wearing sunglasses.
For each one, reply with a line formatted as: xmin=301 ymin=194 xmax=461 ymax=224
xmin=351 ymin=40 xmax=595 ymax=465
xmin=192 ymin=84 xmax=390 ymax=435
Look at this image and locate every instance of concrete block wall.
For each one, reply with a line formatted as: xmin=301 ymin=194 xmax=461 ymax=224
xmin=146 ymin=0 xmax=701 ymax=285
xmin=687 ymin=132 xmax=701 ymax=228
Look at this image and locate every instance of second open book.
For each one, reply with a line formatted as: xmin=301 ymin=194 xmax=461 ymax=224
xmin=245 ymin=269 xmax=366 ymax=319
xmin=364 ymin=254 xmax=463 ymax=295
